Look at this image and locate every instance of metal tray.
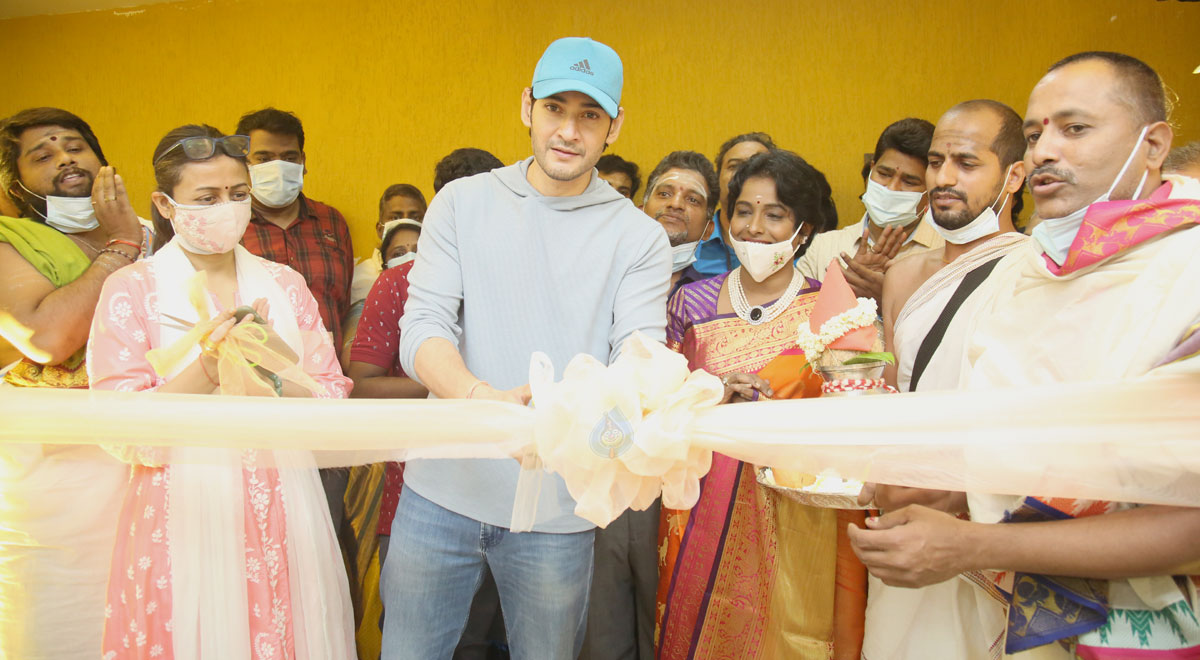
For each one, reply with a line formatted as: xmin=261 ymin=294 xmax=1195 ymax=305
xmin=756 ymin=466 xmax=871 ymax=510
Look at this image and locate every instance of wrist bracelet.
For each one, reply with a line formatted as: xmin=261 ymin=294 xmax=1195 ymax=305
xmin=98 ymin=247 xmax=136 ymax=263
xmin=466 ymin=380 xmax=489 ymax=399
xmin=106 ymin=238 xmax=142 ymax=251
xmin=198 ymin=353 xmax=218 ymax=387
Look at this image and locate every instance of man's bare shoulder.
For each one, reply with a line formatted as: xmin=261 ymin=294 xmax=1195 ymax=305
xmin=887 ymin=247 xmax=943 ymax=285
xmin=883 ymin=248 xmax=944 ymax=317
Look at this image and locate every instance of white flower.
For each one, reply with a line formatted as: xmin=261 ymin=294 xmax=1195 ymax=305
xmin=795 ymin=297 xmax=878 ymax=362
xmin=105 ymin=603 xmax=113 ymax=619
xmin=246 ymin=556 xmax=263 ymax=583
xmin=150 ymin=644 xmax=163 ymax=657
xmin=156 ymin=576 xmax=168 ymax=590
xmin=138 ymin=556 xmax=151 ymax=570
xmin=146 ymin=600 xmax=158 ymax=615
xmin=113 ymin=300 xmax=132 ymax=321
xmin=143 ymin=505 xmax=155 ymax=519
xmin=151 ymin=528 xmax=163 ymax=544
xmin=136 ymin=631 xmax=146 ymax=647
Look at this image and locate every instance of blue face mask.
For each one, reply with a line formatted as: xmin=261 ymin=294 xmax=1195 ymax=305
xmin=1031 ymin=125 xmax=1149 ymax=265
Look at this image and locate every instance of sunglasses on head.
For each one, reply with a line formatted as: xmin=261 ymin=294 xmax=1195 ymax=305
xmin=154 ymin=135 xmax=250 ymax=165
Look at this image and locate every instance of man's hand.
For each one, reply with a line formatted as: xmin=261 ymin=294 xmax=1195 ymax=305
xmin=858 ymin=483 xmax=968 ymax=514
xmin=848 ymin=504 xmax=976 ymax=588
xmin=472 ymin=383 xmax=532 ymax=406
xmin=469 ymin=383 xmax=534 ymax=462
xmin=720 ymin=372 xmax=773 ymax=404
xmin=840 ymin=224 xmax=907 ymax=302
xmin=90 ymin=166 xmax=142 ymax=244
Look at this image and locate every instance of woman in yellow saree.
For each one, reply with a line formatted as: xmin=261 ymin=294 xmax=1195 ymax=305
xmin=656 ymin=150 xmax=867 ymax=660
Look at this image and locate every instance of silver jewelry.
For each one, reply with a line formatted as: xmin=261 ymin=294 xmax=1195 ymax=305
xmin=729 ymin=267 xmax=804 ymax=326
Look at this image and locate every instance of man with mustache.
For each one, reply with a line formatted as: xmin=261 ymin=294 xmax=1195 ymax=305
xmin=643 ymin=150 xmax=718 ymax=295
xmin=579 ymin=150 xmax=717 ymax=660
xmin=880 ymin=100 xmax=1030 ymax=394
xmin=0 ymin=107 xmax=146 ymax=658
xmin=849 ymin=52 xmax=1200 ymax=658
xmin=863 ymin=99 xmax=1030 ymax=660
xmin=384 ymin=38 xmax=671 ymax=659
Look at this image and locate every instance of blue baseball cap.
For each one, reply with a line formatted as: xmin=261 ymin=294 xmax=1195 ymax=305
xmin=532 ymin=37 xmax=623 ymax=118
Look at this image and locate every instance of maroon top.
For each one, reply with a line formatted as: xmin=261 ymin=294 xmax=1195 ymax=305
xmin=241 ymin=195 xmax=354 ymax=348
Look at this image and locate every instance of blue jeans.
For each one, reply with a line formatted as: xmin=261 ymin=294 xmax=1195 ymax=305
xmin=381 ymin=486 xmax=595 ymax=660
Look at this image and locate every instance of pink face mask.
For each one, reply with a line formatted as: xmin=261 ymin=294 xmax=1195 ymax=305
xmin=165 ymin=196 xmax=252 ymax=254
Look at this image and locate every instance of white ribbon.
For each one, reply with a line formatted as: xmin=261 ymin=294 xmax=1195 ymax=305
xmin=2 ymin=334 xmax=1199 ymax=530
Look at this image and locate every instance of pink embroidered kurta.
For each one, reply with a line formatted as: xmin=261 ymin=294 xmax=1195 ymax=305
xmin=88 ymin=257 xmax=351 ymax=660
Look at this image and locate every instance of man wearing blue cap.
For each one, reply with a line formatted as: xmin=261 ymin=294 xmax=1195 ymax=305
xmin=383 ymin=37 xmax=672 ymax=659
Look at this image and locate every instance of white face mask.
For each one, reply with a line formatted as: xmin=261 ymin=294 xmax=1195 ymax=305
xmin=729 ymin=223 xmax=803 ymax=282
xmin=861 ymin=178 xmax=925 ymax=227
xmin=249 ymin=160 xmax=304 ymax=208
xmin=667 ymin=217 xmax=709 ymax=273
xmin=670 ymin=240 xmax=700 ymax=273
xmin=166 ymin=196 xmax=252 ymax=255
xmin=1032 ymin=125 xmax=1150 ymax=265
xmin=926 ymin=163 xmax=1014 ymax=245
xmin=17 ymin=180 xmax=99 ymax=233
xmin=385 ymin=252 xmax=417 ymax=270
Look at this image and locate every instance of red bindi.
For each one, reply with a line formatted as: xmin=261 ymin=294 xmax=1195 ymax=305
xmin=1042 ymin=118 xmax=1049 ymax=125
xmin=49 ymin=135 xmax=57 ymax=141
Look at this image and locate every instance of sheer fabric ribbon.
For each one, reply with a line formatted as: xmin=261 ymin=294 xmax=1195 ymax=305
xmin=2 ymin=333 xmax=1198 ymax=530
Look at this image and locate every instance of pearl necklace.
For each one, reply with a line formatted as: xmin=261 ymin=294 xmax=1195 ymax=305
xmin=729 ymin=266 xmax=804 ymax=325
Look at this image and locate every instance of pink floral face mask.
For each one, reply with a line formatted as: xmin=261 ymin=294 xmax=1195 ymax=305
xmin=165 ymin=196 xmax=252 ymax=254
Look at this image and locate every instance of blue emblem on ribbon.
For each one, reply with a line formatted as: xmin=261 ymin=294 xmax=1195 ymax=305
xmin=589 ymin=406 xmax=634 ymax=459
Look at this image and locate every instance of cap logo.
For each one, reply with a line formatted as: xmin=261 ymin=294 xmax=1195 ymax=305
xmin=569 ymin=59 xmax=593 ymax=75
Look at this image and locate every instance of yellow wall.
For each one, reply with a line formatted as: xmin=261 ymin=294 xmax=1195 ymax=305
xmin=2 ymin=0 xmax=1197 ymax=259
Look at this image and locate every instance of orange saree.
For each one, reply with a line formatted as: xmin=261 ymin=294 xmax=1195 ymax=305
xmin=655 ymin=272 xmax=867 ymax=660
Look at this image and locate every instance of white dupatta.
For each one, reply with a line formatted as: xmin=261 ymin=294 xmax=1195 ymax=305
xmin=152 ymin=239 xmax=353 ymax=660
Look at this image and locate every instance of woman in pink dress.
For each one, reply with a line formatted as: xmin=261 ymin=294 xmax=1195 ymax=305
xmin=87 ymin=124 xmax=355 ymax=659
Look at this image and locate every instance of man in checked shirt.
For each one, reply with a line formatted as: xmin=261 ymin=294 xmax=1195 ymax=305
xmin=236 ymin=107 xmax=355 ymax=349
xmin=236 ymin=106 xmax=357 ymax=538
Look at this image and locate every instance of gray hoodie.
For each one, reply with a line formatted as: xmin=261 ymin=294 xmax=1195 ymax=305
xmin=399 ymin=157 xmax=672 ymax=533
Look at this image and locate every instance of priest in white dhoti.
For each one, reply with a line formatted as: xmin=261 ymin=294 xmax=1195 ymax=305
xmin=849 ymin=51 xmax=1200 ymax=660
xmin=863 ymin=99 xmax=1031 ymax=660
